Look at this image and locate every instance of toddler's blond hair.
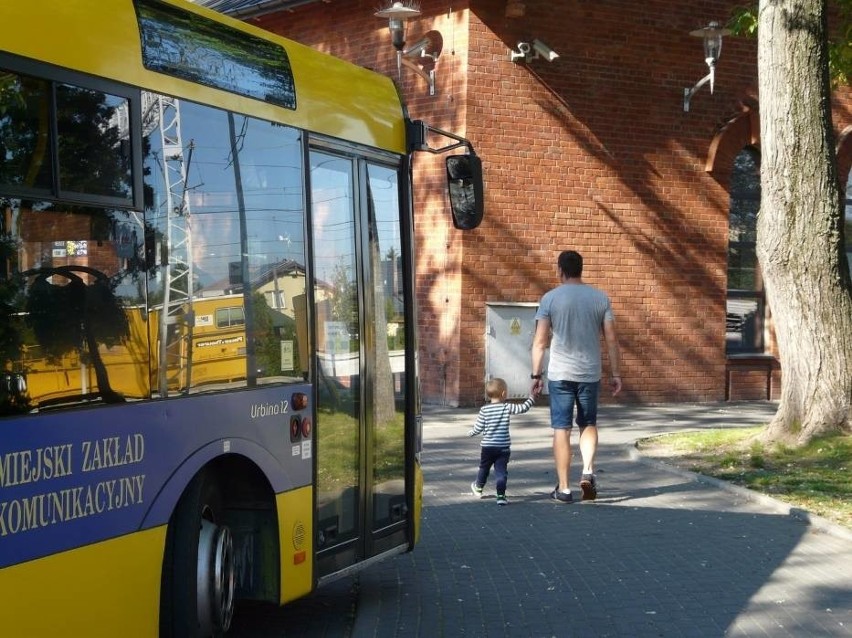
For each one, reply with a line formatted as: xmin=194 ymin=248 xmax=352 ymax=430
xmin=485 ymin=378 xmax=508 ymax=400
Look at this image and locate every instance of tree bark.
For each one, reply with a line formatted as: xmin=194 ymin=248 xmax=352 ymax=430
xmin=757 ymin=0 xmax=852 ymax=443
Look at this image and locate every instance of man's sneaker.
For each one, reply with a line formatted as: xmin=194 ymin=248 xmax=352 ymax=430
xmin=550 ymin=488 xmax=573 ymax=503
xmin=471 ymin=482 xmax=483 ymax=497
xmin=496 ymin=494 xmax=509 ymax=506
xmin=580 ymin=474 xmax=597 ymax=501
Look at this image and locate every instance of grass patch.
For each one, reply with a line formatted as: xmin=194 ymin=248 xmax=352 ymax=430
xmin=636 ymin=427 xmax=852 ymax=530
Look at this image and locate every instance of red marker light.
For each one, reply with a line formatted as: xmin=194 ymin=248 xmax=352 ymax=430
xmin=291 ymin=392 xmax=308 ymax=411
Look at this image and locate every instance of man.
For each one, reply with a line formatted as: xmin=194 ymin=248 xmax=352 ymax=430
xmin=531 ymin=250 xmax=622 ymax=503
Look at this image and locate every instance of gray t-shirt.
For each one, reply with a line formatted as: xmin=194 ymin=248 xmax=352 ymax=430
xmin=535 ymin=283 xmax=614 ymax=382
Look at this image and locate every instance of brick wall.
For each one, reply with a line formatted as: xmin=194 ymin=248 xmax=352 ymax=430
xmin=254 ymin=0 xmax=852 ymax=406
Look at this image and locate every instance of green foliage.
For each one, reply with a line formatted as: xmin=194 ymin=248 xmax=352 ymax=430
xmin=637 ymin=428 xmax=852 ymax=529
xmin=316 ymin=408 xmax=359 ymax=490
xmin=729 ymin=1 xmax=852 ymax=86
xmin=0 ymin=235 xmax=25 ymax=359
xmin=373 ymin=412 xmax=406 ymax=483
xmin=829 ymin=19 xmax=852 ymax=85
xmin=0 ymin=72 xmax=25 ymax=118
xmin=251 ymin=291 xmax=301 ymax=376
xmin=730 ymin=6 xmax=759 ymax=36
xmin=316 ymin=405 xmax=405 ymax=489
xmin=329 ymin=259 xmax=358 ymax=343
xmin=748 ymin=441 xmax=766 ymax=468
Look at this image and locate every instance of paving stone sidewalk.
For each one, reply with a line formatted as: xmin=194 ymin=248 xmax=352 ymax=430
xmin=232 ymin=401 xmax=852 ymax=637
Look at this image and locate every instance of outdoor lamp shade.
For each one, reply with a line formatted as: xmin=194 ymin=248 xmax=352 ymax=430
xmin=375 ymin=2 xmax=422 ymax=51
xmin=690 ymin=22 xmax=730 ymax=64
xmin=704 ymin=31 xmax=723 ymax=62
xmin=389 ymin=18 xmax=405 ymax=49
xmin=374 ymin=1 xmax=421 ymax=19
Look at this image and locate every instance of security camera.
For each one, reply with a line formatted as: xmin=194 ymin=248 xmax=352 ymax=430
xmin=509 ymin=41 xmax=531 ymax=62
xmin=403 ymin=31 xmax=442 ymax=61
xmin=404 ymin=38 xmax=430 ymax=58
xmin=532 ymin=39 xmax=559 ymax=62
xmin=509 ymin=39 xmax=559 ymax=63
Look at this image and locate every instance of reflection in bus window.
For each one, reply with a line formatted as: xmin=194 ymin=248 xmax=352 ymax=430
xmin=0 ymin=199 xmax=150 ymax=414
xmin=215 ymin=306 xmax=245 ymax=328
xmin=0 ymin=70 xmax=132 ymax=205
xmin=56 ymin=83 xmax=132 ymax=201
xmin=143 ymin=94 xmax=306 ymax=394
xmin=0 ymin=72 xmax=53 ymax=193
xmin=311 ymin=151 xmax=361 ymax=548
xmin=367 ymin=163 xmax=407 ymax=529
xmin=0 ymin=70 xmax=147 ymax=414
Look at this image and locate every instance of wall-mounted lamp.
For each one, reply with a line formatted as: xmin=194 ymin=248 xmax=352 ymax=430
xmin=683 ymin=21 xmax=731 ymax=112
xmin=508 ymin=39 xmax=559 ymax=63
xmin=375 ymin=1 xmax=441 ymax=96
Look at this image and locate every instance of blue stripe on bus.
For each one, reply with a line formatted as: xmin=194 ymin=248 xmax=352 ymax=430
xmin=0 ymin=384 xmax=312 ymax=568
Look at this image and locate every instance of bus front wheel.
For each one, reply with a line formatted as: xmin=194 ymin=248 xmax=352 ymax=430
xmin=161 ymin=469 xmax=236 ymax=637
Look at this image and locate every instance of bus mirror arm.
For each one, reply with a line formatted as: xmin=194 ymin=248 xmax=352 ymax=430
xmin=406 ymin=119 xmax=473 ymax=155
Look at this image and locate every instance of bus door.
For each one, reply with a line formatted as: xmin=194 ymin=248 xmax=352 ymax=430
xmin=309 ymin=147 xmax=410 ymax=577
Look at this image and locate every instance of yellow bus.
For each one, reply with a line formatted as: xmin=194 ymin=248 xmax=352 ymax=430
xmin=0 ymin=0 xmax=483 ymax=635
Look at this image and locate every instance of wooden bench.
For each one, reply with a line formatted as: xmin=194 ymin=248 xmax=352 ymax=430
xmin=725 ymin=354 xmax=779 ymax=401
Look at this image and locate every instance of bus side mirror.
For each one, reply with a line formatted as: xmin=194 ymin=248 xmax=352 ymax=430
xmin=446 ymin=154 xmax=484 ymax=230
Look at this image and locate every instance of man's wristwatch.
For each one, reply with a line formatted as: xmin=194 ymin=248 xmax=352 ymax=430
xmin=530 ymin=374 xmax=542 ymax=380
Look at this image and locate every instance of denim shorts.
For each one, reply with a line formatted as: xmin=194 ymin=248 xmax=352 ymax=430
xmin=548 ymin=380 xmax=600 ymax=429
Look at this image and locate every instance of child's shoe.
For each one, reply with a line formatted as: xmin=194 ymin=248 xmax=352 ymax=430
xmin=470 ymin=481 xmax=484 ymax=497
xmin=496 ymin=494 xmax=509 ymax=506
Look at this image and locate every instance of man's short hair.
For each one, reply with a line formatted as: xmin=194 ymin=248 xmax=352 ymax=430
xmin=558 ymin=250 xmax=583 ymax=278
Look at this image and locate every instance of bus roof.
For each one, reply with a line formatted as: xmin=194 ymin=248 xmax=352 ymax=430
xmin=1 ymin=0 xmax=407 ymax=154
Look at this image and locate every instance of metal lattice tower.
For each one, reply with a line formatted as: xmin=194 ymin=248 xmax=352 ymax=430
xmin=149 ymin=94 xmax=194 ymax=396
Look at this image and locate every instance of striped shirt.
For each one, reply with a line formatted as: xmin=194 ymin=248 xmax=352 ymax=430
xmin=468 ymin=397 xmax=535 ymax=448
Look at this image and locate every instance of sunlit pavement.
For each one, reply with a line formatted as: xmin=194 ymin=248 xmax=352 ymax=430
xmin=231 ymin=401 xmax=852 ymax=637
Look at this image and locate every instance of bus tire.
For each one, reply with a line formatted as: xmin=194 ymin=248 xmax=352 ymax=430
xmin=160 ymin=468 xmax=236 ymax=637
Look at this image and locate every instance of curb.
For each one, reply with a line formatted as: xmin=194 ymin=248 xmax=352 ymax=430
xmin=628 ymin=445 xmax=852 ymax=543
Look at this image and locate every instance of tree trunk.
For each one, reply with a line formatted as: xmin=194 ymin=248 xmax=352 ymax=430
xmin=84 ymin=324 xmax=124 ymax=404
xmin=757 ymin=0 xmax=852 ymax=444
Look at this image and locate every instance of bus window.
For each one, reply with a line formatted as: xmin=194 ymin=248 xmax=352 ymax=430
xmin=310 ymin=150 xmax=361 ymax=551
xmin=56 ymin=83 xmax=133 ymax=202
xmin=366 ymin=162 xmax=408 ymax=530
xmin=0 ymin=71 xmax=53 ymax=193
xmin=0 ymin=199 xmax=150 ymax=414
xmin=143 ymin=94 xmax=306 ymax=393
xmin=0 ymin=69 xmax=134 ymax=206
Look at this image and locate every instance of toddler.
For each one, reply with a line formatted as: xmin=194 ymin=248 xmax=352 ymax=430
xmin=468 ymin=377 xmax=536 ymax=505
